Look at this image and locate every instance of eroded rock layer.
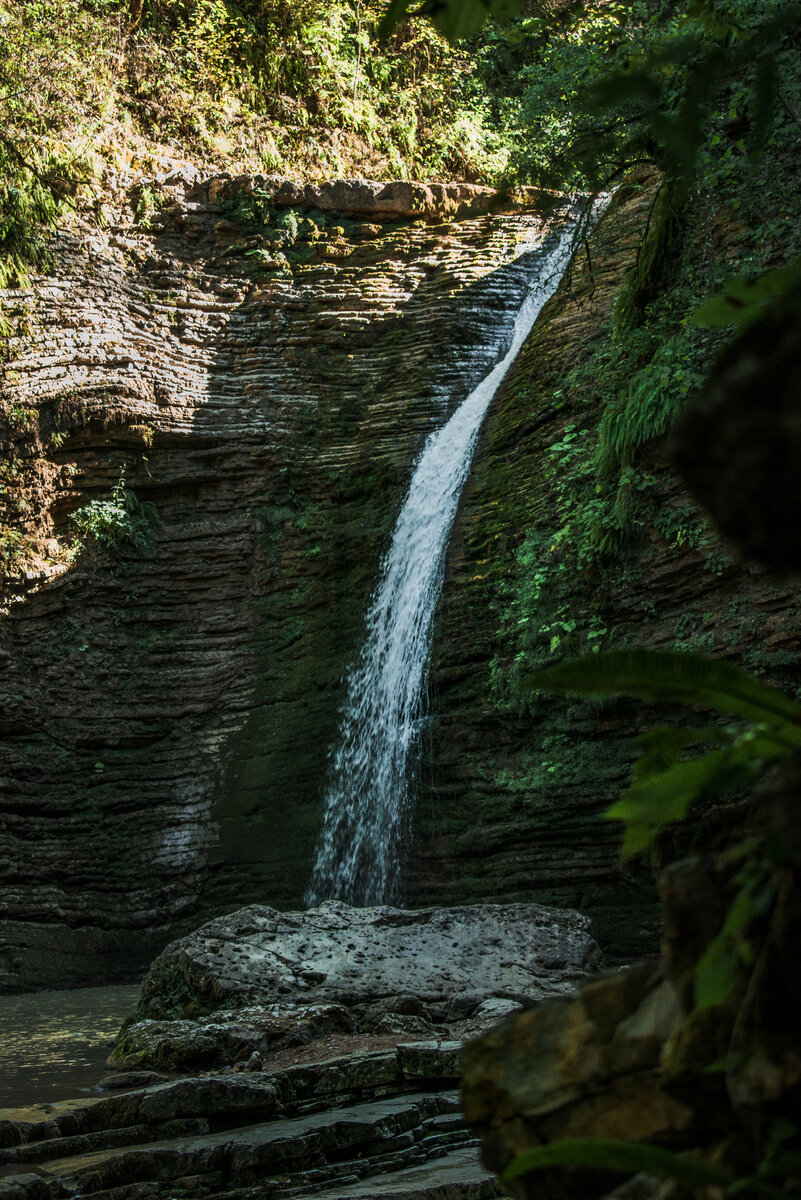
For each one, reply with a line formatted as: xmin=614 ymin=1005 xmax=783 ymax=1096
xmin=0 ymin=173 xmax=567 ymax=990
xmin=0 ymin=1041 xmax=498 ymax=1200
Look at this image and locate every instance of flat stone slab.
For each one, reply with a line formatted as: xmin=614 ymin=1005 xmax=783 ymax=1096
xmin=0 ymin=1044 xmax=464 ymax=1162
xmin=0 ymin=1091 xmax=464 ymax=1200
xmin=138 ymin=901 xmax=599 ymax=1021
xmin=300 ymin=1144 xmax=500 ymax=1200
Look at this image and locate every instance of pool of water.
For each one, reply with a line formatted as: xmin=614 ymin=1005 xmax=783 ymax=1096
xmin=0 ymin=984 xmax=142 ymax=1111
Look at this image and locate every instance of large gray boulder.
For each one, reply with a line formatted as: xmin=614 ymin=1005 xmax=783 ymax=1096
xmin=110 ymin=901 xmax=599 ymax=1072
xmin=137 ymin=900 xmax=600 ymax=1020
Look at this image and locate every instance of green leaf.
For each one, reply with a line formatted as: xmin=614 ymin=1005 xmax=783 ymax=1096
xmin=608 ymin=731 xmax=787 ymax=858
xmin=631 ymin=725 xmax=732 ymax=780
xmin=523 ymin=650 xmax=801 ymax=734
xmin=503 ymin=1138 xmax=733 ymax=1188
xmin=694 ymin=864 xmax=776 ymax=1010
xmin=691 ymin=259 xmax=801 ymax=329
xmin=694 ymin=928 xmax=739 ymax=1010
xmin=607 ymin=746 xmax=738 ymax=858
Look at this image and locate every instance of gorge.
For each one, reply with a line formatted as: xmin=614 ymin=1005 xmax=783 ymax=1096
xmin=3 ymin=2 xmax=801 ymax=1192
xmin=3 ymin=166 xmax=801 ymax=991
xmin=306 ymin=219 xmax=580 ymax=908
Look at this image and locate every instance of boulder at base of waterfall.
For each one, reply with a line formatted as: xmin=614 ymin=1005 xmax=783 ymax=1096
xmin=110 ymin=901 xmax=600 ymax=1071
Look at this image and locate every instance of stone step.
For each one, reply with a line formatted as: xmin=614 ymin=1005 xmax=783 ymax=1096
xmin=0 ymin=1092 xmax=467 ymax=1200
xmin=0 ymin=1043 xmax=462 ymax=1160
xmin=285 ymin=1144 xmax=499 ymax=1200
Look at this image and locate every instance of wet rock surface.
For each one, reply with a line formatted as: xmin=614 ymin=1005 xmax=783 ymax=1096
xmin=0 ymin=1041 xmax=498 ymax=1200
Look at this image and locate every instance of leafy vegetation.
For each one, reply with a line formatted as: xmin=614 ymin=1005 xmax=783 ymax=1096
xmin=459 ymin=0 xmax=801 ymax=722
xmin=70 ymin=472 xmax=160 ymax=553
xmin=526 ymin=649 xmax=801 ymax=859
xmin=515 ymin=648 xmax=800 ymax=1187
xmin=0 ymin=0 xmax=514 ymax=201
xmin=503 ymin=1133 xmax=792 ymax=1198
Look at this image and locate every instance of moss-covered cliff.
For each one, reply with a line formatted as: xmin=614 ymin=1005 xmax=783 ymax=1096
xmin=410 ymin=143 xmax=801 ymax=958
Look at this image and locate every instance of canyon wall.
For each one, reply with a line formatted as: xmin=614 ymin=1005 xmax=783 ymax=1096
xmin=3 ymin=171 xmax=798 ymax=989
xmin=410 ymin=176 xmax=801 ymax=958
xmin=0 ymin=173 xmax=566 ymax=990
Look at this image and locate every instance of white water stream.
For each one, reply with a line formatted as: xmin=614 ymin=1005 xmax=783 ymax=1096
xmin=306 ymin=222 xmax=579 ymax=907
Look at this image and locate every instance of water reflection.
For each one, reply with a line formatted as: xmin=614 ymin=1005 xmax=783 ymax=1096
xmin=0 ymin=984 xmax=142 ymax=1110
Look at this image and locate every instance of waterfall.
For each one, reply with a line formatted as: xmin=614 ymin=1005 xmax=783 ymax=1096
xmin=306 ymin=221 xmax=579 ymax=907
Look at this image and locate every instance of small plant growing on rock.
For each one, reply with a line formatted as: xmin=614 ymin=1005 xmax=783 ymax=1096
xmin=70 ymin=471 xmax=160 ymax=553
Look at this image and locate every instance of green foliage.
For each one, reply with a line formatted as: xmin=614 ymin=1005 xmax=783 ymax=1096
xmin=70 ymin=473 xmax=160 ymax=554
xmin=490 ymin=0 xmax=801 ymax=713
xmin=596 ymin=334 xmax=705 ymax=481
xmin=503 ymin=1133 xmax=793 ymax=1199
xmin=694 ymin=852 xmax=774 ymax=1010
xmin=613 ymin=185 xmax=680 ymax=336
xmin=526 ymin=649 xmax=801 ymax=855
xmin=526 ymin=649 xmax=800 ymax=1013
xmin=123 ymin=0 xmax=513 ymax=180
xmin=385 ymin=0 xmax=801 ymax=195
xmin=525 ymin=648 xmax=801 ymax=728
xmin=691 ymin=257 xmax=801 ymax=329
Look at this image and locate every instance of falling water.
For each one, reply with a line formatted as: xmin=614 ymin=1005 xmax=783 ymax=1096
xmin=306 ymin=221 xmax=579 ymax=907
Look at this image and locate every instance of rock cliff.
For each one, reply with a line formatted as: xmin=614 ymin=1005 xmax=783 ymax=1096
xmin=3 ymin=168 xmax=799 ymax=990
xmin=0 ymin=172 xmax=567 ymax=990
xmin=410 ymin=175 xmax=801 ymax=959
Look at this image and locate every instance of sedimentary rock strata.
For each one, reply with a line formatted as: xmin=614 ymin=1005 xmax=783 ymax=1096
xmin=0 ymin=1041 xmax=496 ymax=1200
xmin=0 ymin=173 xmax=566 ymax=990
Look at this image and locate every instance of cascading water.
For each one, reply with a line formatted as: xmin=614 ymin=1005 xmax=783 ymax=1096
xmin=306 ymin=220 xmax=580 ymax=908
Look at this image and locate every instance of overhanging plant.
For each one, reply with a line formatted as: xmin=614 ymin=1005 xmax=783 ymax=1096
xmin=524 ymin=648 xmax=801 ymax=1010
xmin=499 ymin=648 xmax=801 ymax=1190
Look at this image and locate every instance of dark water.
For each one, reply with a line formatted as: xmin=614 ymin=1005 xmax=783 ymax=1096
xmin=0 ymin=984 xmax=142 ymax=1111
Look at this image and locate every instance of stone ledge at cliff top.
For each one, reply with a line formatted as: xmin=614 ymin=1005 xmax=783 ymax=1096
xmin=136 ymin=167 xmax=565 ymax=222
xmin=137 ymin=900 xmax=601 ymax=1021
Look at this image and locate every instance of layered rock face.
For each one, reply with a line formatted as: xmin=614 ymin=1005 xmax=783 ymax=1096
xmin=0 ymin=1042 xmax=496 ymax=1200
xmin=7 ymin=167 xmax=797 ymax=992
xmin=408 ymin=176 xmax=801 ymax=958
xmin=0 ymin=172 xmax=567 ymax=990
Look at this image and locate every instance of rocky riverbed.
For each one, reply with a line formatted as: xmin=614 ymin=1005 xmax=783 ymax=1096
xmin=0 ymin=900 xmax=600 ymax=1200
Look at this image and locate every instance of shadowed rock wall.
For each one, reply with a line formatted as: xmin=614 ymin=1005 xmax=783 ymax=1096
xmin=0 ymin=172 xmax=567 ymax=990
